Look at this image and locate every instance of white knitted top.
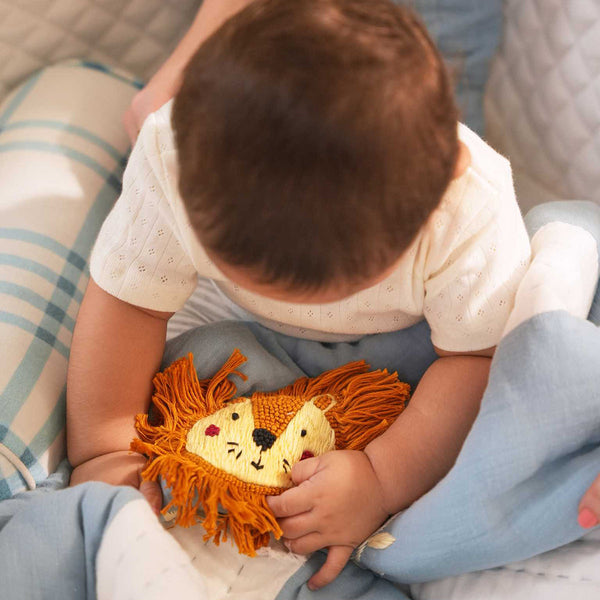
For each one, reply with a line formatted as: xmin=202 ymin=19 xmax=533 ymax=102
xmin=91 ymin=100 xmax=532 ymax=351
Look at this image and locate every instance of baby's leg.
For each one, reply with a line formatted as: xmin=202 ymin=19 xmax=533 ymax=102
xmin=167 ymin=277 xmax=254 ymax=340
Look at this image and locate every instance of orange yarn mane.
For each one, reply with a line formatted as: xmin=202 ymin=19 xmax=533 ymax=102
xmin=132 ymin=350 xmax=410 ymax=556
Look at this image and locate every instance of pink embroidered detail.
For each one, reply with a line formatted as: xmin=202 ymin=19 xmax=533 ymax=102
xmin=205 ymin=424 xmax=220 ymax=436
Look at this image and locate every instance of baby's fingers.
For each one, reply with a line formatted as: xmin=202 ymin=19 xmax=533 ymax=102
xmin=267 ymin=485 xmax=314 ymax=518
xmin=578 ymin=474 xmax=600 ymax=529
xmin=308 ymin=546 xmax=353 ymax=591
xmin=279 ymin=512 xmax=317 ymax=540
xmin=284 ymin=532 xmax=324 ymax=555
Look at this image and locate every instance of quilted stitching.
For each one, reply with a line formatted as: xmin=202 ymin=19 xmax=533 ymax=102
xmin=486 ymin=0 xmax=600 ymax=206
xmin=0 ymin=0 xmax=200 ymax=100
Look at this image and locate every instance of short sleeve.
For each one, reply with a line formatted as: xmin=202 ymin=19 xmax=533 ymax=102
xmin=423 ymin=171 xmax=531 ymax=353
xmin=90 ymin=111 xmax=198 ymax=312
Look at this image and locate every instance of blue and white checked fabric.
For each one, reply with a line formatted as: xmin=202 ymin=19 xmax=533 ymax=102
xmin=0 ymin=61 xmax=141 ymax=499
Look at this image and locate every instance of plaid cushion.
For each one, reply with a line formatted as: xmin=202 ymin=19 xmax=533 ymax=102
xmin=0 ymin=61 xmax=140 ymax=499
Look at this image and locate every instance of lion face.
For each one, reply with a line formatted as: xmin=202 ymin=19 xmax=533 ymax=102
xmin=186 ymin=397 xmax=336 ymax=488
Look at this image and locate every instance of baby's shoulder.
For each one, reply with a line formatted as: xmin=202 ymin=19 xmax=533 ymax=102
xmin=419 ymin=124 xmax=525 ymax=266
xmin=457 ymin=123 xmax=513 ymax=197
xmin=133 ymin=99 xmax=181 ymax=203
xmin=149 ymin=99 xmax=178 ymax=155
xmin=435 ymin=124 xmax=516 ymax=224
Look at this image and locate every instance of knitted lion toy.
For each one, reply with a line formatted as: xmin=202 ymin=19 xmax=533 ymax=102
xmin=131 ymin=350 xmax=410 ymax=556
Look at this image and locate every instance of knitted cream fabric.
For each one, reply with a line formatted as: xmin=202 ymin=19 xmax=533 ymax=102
xmin=90 ymin=101 xmax=532 ymax=352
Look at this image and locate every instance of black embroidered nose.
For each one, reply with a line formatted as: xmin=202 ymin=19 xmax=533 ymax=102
xmin=252 ymin=428 xmax=276 ymax=451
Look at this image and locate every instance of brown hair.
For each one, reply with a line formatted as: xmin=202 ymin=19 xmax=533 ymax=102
xmin=173 ymin=0 xmax=459 ymax=292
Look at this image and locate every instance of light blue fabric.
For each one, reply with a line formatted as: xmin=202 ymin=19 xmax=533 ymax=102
xmin=356 ymin=307 xmax=600 ymax=583
xmin=164 ymin=316 xmax=437 ymax=391
xmin=0 ymin=460 xmax=140 ymax=600
xmin=405 ymin=0 xmax=503 ymax=134
xmin=277 ymin=554 xmax=412 ymax=600
xmin=352 ymin=202 xmax=600 ymax=584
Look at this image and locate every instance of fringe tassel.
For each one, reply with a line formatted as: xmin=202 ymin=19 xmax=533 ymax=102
xmin=136 ymin=351 xmax=248 ymax=445
xmin=278 ymin=360 xmax=371 ymax=400
xmin=333 ymin=368 xmax=410 ymax=450
xmin=204 ymin=350 xmax=249 ymax=414
xmin=131 ymin=439 xmax=283 ymax=556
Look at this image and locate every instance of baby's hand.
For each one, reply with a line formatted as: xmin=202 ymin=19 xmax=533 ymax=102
xmin=70 ymin=450 xmax=162 ymax=515
xmin=579 ymin=474 xmax=600 ymax=529
xmin=123 ymin=78 xmax=177 ymax=143
xmin=267 ymin=450 xmax=389 ymax=590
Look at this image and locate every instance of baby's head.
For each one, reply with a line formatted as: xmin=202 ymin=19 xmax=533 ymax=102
xmin=173 ymin=0 xmax=459 ymax=303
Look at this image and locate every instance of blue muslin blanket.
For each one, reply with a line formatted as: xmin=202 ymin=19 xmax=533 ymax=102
xmin=1 ymin=201 xmax=599 ymax=600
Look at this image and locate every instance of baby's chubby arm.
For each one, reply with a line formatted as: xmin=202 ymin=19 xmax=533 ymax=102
xmin=268 ymin=351 xmax=491 ymax=590
xmin=364 ymin=351 xmax=491 ymax=513
xmin=67 ymin=279 xmax=173 ymax=511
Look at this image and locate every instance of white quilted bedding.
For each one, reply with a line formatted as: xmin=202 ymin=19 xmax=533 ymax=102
xmin=0 ymin=0 xmax=200 ymax=98
xmin=413 ymin=529 xmax=600 ymax=600
xmin=485 ymin=0 xmax=600 ymax=211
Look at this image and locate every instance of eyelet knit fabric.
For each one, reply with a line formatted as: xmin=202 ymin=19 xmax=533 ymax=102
xmin=90 ymin=100 xmax=532 ymax=352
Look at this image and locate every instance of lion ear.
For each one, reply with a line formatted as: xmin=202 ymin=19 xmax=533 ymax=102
xmin=313 ymin=394 xmax=336 ymax=412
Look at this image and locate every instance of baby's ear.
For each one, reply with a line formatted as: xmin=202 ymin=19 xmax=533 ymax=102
xmin=332 ymin=368 xmax=410 ymax=451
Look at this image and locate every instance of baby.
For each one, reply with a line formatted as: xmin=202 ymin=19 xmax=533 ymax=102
xmin=67 ymin=0 xmax=532 ymax=590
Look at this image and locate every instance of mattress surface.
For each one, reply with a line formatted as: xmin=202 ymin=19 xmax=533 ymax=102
xmin=414 ymin=528 xmax=600 ymax=600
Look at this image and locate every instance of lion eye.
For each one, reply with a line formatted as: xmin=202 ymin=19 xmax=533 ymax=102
xmin=232 ymin=412 xmax=240 ymax=421
xmin=300 ymin=429 xmax=307 ymax=437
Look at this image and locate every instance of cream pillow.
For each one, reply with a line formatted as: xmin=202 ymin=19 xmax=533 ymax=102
xmin=0 ymin=61 xmax=137 ymax=498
